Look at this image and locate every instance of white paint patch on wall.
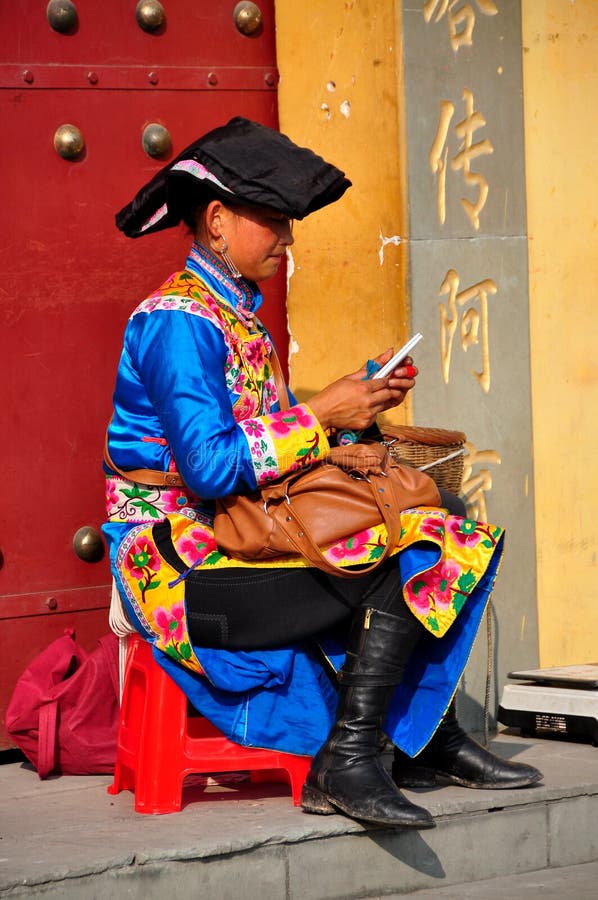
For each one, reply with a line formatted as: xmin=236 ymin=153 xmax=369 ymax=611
xmin=378 ymin=230 xmax=402 ymax=266
xmin=286 ymin=246 xmax=295 ymax=289
xmin=286 ymin=247 xmax=299 ymax=374
xmin=339 ymin=99 xmax=351 ymax=118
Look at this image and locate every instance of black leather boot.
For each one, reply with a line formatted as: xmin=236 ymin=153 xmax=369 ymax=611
xmin=301 ymin=607 xmax=435 ymax=828
xmin=392 ymin=701 xmax=543 ymax=790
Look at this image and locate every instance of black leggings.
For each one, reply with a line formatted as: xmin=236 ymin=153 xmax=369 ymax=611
xmin=153 ymin=488 xmax=465 ymax=651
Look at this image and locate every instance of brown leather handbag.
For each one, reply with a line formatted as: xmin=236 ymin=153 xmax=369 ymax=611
xmin=104 ymin=349 xmax=440 ymax=578
xmin=213 ymin=350 xmax=440 ymax=576
xmin=214 ymin=441 xmax=440 ymax=579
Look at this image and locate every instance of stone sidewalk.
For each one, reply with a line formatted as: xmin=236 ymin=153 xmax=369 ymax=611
xmin=0 ymin=733 xmax=597 ymax=899
xmin=381 ymin=860 xmax=598 ymax=899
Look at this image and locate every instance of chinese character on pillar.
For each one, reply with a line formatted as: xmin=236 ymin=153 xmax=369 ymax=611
xmin=438 ymin=268 xmax=498 ymax=392
xmin=429 ymin=89 xmax=494 ymax=230
xmin=461 ymin=441 xmax=501 ymax=520
xmin=423 ymin=0 xmax=498 ymax=52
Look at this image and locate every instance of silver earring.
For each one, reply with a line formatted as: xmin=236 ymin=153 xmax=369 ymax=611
xmin=219 ymin=235 xmax=242 ymax=280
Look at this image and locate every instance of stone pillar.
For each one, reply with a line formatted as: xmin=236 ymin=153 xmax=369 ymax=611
xmin=401 ymin=0 xmax=538 ymax=729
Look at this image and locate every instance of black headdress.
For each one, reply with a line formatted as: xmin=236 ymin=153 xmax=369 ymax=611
xmin=116 ymin=117 xmax=351 ymax=238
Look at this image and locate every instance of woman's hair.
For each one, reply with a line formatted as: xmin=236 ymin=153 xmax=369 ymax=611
xmin=183 ymin=198 xmax=245 ymax=238
xmin=182 ymin=201 xmax=209 ymax=233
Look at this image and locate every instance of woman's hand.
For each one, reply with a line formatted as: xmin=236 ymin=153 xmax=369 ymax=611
xmin=308 ymin=348 xmax=418 ymax=432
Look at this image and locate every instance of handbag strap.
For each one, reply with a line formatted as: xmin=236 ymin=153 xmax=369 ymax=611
xmin=268 ymin=469 xmax=403 ymax=579
xmin=268 ymin=344 xmax=290 ymax=411
xmin=103 ymin=347 xmax=289 ymax=487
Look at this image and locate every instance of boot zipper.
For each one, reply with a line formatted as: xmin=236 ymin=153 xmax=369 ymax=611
xmin=364 ymin=607 xmax=372 ymax=630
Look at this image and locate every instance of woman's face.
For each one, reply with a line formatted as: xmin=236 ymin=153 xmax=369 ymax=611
xmin=215 ymin=204 xmax=294 ymax=283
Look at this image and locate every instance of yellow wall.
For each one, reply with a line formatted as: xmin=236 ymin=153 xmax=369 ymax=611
xmin=276 ymin=1 xmax=598 ymax=666
xmin=274 ymin=0 xmax=411 ymax=422
xmin=522 ymin=1 xmax=598 ymax=664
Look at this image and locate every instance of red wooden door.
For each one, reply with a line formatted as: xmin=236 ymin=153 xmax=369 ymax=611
xmin=0 ymin=1 xmax=283 ymax=748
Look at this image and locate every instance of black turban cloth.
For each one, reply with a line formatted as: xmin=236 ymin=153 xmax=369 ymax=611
xmin=116 ymin=117 xmax=352 ymax=238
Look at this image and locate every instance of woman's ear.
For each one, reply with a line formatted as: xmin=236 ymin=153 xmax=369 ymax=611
xmin=204 ymin=200 xmax=225 ymax=241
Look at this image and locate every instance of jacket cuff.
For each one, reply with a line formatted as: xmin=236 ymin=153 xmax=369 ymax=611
xmin=238 ymin=403 xmax=330 ymax=485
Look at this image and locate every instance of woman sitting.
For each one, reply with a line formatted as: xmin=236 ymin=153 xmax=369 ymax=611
xmin=104 ymin=117 xmax=541 ymax=829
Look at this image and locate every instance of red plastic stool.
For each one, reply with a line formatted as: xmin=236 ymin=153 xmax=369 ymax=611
xmin=107 ymin=634 xmax=312 ymax=814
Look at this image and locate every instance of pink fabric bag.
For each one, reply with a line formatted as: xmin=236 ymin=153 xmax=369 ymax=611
xmin=6 ymin=629 xmax=119 ymax=779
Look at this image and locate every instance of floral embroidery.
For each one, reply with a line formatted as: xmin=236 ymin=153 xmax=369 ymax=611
xmin=405 ymin=558 xmax=461 ymax=618
xmin=447 ymin=517 xmax=481 ymax=547
xmin=326 ymin=529 xmax=379 ymax=562
xmin=162 ymin=490 xmax=194 ymax=514
xmin=105 ymin=475 xmax=209 ymax=526
xmin=116 ymin=525 xmax=204 ymax=675
xmin=116 ymin=506 xmax=503 ymax=684
xmin=268 ymin=407 xmax=317 ymax=438
xmin=400 ymin=511 xmax=503 ymax=635
xmin=240 ymin=404 xmax=327 ymax=485
xmin=244 ymin=338 xmax=268 ymax=373
xmin=243 ymin=420 xmax=265 ymax=437
xmin=420 ymin=513 xmax=446 ymax=541
xmin=176 ymin=526 xmax=224 ymax=568
xmin=155 ymin=602 xmax=185 ymax=643
xmin=124 ymin=535 xmax=162 ymax=603
xmin=153 ymin=602 xmax=195 ymax=664
xmin=433 ymin=559 xmax=463 ymax=609
xmin=133 ymin=268 xmax=279 ymax=419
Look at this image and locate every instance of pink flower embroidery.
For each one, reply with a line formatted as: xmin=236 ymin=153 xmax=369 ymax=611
xmin=404 ymin=558 xmax=462 ymax=617
xmin=176 ymin=527 xmax=218 ymax=567
xmin=234 ymin=392 xmax=260 ymax=422
xmin=105 ymin=478 xmax=120 ymax=508
xmin=327 ymin=529 xmax=375 ymax=562
xmin=161 ymin=490 xmax=192 ymax=514
xmin=124 ymin=536 xmax=160 ymax=579
xmin=447 ymin=517 xmax=481 ymax=548
xmin=262 ymin=380 xmax=276 ymax=413
xmin=154 ymin=602 xmax=185 ymax=644
xmin=232 ymin=372 xmax=246 ymax=393
xmin=404 ymin=580 xmax=432 ymax=617
xmin=244 ymin=338 xmax=268 ymax=373
xmin=269 ymin=407 xmax=316 ymax=438
xmin=257 ymin=469 xmax=279 ymax=483
xmin=244 ymin=418 xmax=264 ymax=437
xmin=429 ymin=559 xmax=461 ymax=610
xmin=420 ymin=514 xmax=446 ymax=542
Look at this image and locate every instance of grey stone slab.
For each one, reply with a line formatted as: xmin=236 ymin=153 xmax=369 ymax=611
xmin=287 ymin=805 xmax=547 ymax=900
xmin=548 ymin=795 xmax=598 ymax=868
xmin=2 ymin=736 xmax=597 ymax=898
xmin=401 ymin=0 xmax=526 ymax=240
xmin=0 ymin=848 xmax=288 ymax=900
xmin=371 ymin=860 xmax=598 ymax=899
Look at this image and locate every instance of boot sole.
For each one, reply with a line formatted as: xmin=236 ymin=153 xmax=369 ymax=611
xmin=394 ymin=765 xmax=544 ymax=791
xmin=300 ymin=783 xmax=436 ymax=829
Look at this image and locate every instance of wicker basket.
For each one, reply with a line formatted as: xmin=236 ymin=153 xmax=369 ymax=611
xmin=381 ymin=425 xmax=466 ymax=494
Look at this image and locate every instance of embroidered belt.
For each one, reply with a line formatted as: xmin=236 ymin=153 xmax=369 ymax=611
xmin=105 ymin=474 xmax=213 ymax=526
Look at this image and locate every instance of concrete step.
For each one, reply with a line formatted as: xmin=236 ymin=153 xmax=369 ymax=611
xmin=1 ymin=733 xmax=597 ymax=899
xmin=376 ymin=860 xmax=598 ymax=899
